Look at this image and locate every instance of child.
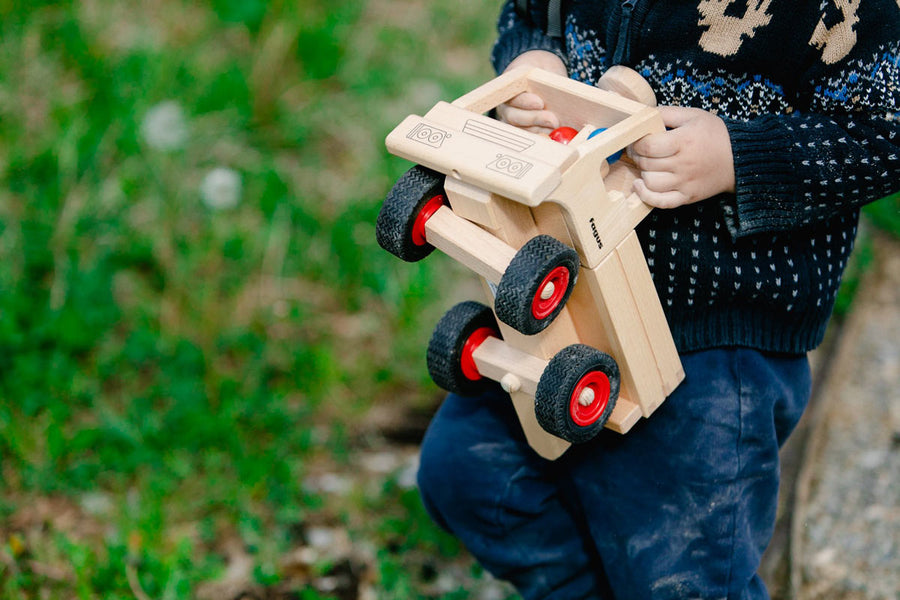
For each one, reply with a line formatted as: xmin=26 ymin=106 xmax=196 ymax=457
xmin=417 ymin=1 xmax=900 ymax=599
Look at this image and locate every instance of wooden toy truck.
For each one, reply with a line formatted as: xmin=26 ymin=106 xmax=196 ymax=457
xmin=376 ymin=66 xmax=684 ymax=460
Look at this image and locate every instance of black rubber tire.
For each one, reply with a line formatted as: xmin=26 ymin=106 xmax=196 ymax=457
xmin=535 ymin=344 xmax=620 ymax=444
xmin=376 ymin=165 xmax=446 ymax=262
xmin=495 ymin=235 xmax=579 ymax=335
xmin=427 ymin=301 xmax=500 ymax=396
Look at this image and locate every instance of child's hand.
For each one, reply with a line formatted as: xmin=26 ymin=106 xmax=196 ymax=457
xmin=495 ymin=51 xmax=567 ymax=134
xmin=629 ymin=106 xmax=736 ymax=209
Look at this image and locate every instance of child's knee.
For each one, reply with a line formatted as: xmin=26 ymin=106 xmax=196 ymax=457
xmin=417 ymin=395 xmax=528 ymax=532
xmin=418 ymin=417 xmax=492 ymax=506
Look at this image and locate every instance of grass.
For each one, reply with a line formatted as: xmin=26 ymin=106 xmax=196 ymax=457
xmin=0 ymin=1 xmax=506 ymax=598
xmin=0 ymin=2 xmax=897 ymax=598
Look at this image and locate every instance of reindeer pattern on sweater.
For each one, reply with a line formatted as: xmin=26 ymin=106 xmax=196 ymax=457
xmin=491 ymin=0 xmax=899 ymax=353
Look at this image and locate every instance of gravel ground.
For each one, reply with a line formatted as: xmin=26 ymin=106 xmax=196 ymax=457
xmin=792 ymin=231 xmax=900 ymax=600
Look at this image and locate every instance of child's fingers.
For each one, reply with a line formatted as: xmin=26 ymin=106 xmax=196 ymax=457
xmin=629 ymin=130 xmax=678 ymax=159
xmin=495 ymin=104 xmax=560 ymax=132
xmin=633 ymin=178 xmax=688 ymax=209
xmin=506 ymin=92 xmax=546 ymax=110
xmin=638 ymin=170 xmax=679 ymax=193
xmin=656 ymin=105 xmax=697 ymax=128
xmin=628 ymin=152 xmax=676 ymax=174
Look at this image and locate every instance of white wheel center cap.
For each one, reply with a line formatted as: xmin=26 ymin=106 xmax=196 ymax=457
xmin=540 ymin=282 xmax=556 ymax=300
xmin=578 ymin=388 xmax=595 ymax=407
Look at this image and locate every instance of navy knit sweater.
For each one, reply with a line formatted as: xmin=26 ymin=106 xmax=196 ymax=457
xmin=491 ymin=0 xmax=900 ymax=354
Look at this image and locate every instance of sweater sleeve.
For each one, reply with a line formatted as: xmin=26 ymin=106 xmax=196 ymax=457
xmin=490 ymin=0 xmax=567 ymax=75
xmin=721 ymin=33 xmax=899 ymax=238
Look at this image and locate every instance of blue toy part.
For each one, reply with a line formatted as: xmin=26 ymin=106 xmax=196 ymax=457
xmin=587 ymin=128 xmax=623 ymax=164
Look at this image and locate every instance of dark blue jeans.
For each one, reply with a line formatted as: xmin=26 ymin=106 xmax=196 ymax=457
xmin=417 ymin=348 xmax=811 ymax=600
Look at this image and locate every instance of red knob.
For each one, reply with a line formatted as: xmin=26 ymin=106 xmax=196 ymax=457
xmin=549 ymin=126 xmax=578 ymax=144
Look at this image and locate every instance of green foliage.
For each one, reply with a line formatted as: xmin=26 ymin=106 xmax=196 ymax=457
xmin=0 ymin=0 xmax=497 ymax=597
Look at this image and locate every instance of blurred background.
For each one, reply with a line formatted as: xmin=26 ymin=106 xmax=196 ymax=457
xmin=0 ymin=1 xmax=501 ymax=598
xmin=0 ymin=1 xmax=897 ymax=599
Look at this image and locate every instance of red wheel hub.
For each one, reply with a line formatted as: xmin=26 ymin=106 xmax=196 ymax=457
xmin=532 ymin=266 xmax=570 ymax=320
xmin=460 ymin=327 xmax=496 ymax=381
xmin=412 ymin=194 xmax=446 ymax=246
xmin=569 ymin=371 xmax=610 ymax=427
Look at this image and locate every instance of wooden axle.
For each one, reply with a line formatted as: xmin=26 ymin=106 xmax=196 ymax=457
xmin=471 ymin=336 xmax=644 ymax=446
xmin=423 ymin=205 xmax=517 ymax=284
xmin=472 ymin=336 xmax=544 ymax=396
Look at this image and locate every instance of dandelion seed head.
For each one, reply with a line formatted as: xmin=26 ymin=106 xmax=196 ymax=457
xmin=200 ymin=167 xmax=242 ymax=210
xmin=141 ymin=100 xmax=187 ymax=151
